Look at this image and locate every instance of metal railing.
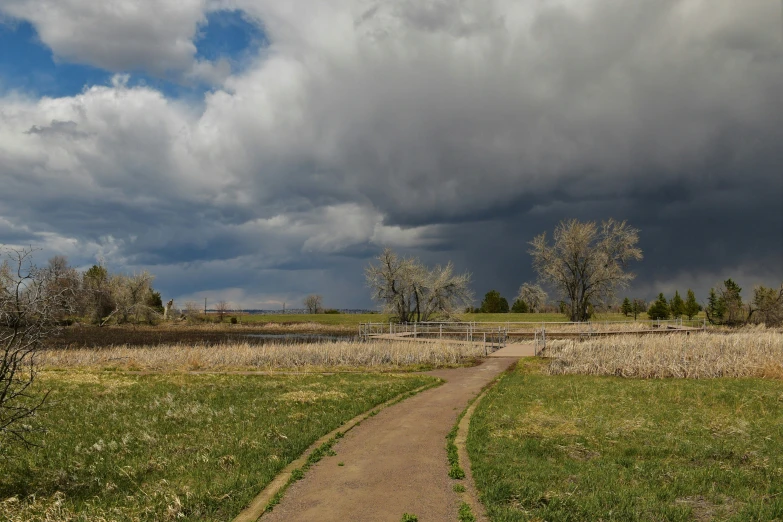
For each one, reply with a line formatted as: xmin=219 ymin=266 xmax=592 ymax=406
xmin=359 ymin=321 xmax=508 ymax=347
xmin=360 ymin=317 xmax=707 ymax=356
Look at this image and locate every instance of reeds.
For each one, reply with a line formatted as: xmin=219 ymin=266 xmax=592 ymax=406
xmin=40 ymin=340 xmax=485 ymax=371
xmin=544 ymin=329 xmax=783 ymax=378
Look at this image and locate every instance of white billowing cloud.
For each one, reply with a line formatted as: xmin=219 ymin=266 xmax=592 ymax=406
xmin=0 ymin=0 xmax=781 ymax=306
xmin=0 ymin=0 xmax=238 ymax=82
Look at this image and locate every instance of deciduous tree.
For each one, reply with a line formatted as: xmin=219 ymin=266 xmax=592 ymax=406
xmin=750 ymin=284 xmax=783 ymax=326
xmin=214 ymin=300 xmax=231 ymax=322
xmin=529 ymin=219 xmax=643 ymax=322
xmin=303 ymin=294 xmax=323 ymax=314
xmin=1 ymin=247 xmax=67 ymax=450
xmin=515 ymin=283 xmax=548 ymax=313
xmin=365 ymin=248 xmax=473 ymax=322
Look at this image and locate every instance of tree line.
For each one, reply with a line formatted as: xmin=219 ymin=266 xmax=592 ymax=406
xmin=366 ymin=218 xmax=782 ymax=326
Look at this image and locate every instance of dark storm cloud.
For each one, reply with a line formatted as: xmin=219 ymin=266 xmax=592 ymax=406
xmin=0 ymin=0 xmax=781 ymax=307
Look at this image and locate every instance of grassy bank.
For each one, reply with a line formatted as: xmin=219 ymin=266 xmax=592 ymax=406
xmin=468 ymin=360 xmax=783 ymax=521
xmin=0 ymin=372 xmax=436 ymax=521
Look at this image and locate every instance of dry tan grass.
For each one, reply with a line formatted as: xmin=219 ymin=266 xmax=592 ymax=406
xmin=40 ymin=340 xmax=484 ymax=371
xmin=544 ymin=329 xmax=783 ymax=378
xmin=507 ymin=321 xmax=703 ymax=333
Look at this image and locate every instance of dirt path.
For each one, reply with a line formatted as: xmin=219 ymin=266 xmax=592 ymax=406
xmin=260 ymin=358 xmax=517 ymax=521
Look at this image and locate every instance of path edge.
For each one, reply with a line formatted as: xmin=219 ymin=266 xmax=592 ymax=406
xmin=452 ymin=359 xmax=519 ymax=521
xmin=232 ymin=378 xmax=444 ymax=522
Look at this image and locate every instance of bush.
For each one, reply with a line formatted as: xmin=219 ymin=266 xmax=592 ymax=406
xmin=230 ymin=317 xmax=238 ymax=324
xmin=323 ymin=309 xmax=340 ymax=314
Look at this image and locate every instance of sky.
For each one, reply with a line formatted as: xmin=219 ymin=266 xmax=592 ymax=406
xmin=0 ymin=0 xmax=781 ymax=310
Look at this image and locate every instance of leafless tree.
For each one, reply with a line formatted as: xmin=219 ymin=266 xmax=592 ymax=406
xmin=108 ymin=271 xmax=158 ymax=324
xmin=215 ymin=300 xmax=231 ymax=322
xmin=183 ymin=301 xmax=201 ymax=322
xmin=529 ymin=219 xmax=643 ymax=322
xmin=44 ymin=256 xmax=81 ymax=321
xmin=749 ymin=283 xmax=783 ymax=327
xmin=365 ymin=248 xmax=473 ymax=322
xmin=515 ymin=283 xmax=548 ymax=313
xmin=1 ymin=247 xmax=68 ymax=450
xmin=303 ymin=294 xmax=323 ymax=314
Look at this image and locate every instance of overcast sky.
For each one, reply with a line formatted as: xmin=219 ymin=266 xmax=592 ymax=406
xmin=1 ymin=0 xmax=781 ymax=309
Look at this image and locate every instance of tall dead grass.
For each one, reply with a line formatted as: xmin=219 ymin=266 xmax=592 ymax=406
xmin=544 ymin=329 xmax=783 ymax=379
xmin=40 ymin=340 xmax=484 ymax=371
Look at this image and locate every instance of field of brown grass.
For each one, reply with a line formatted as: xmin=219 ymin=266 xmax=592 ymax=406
xmin=544 ymin=327 xmax=783 ymax=378
xmin=40 ymin=340 xmax=485 ymax=372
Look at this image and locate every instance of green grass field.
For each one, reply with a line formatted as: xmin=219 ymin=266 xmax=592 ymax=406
xmin=231 ymin=311 xmax=702 ymax=326
xmin=468 ymin=360 xmax=783 ymax=521
xmin=0 ymin=372 xmax=436 ymax=521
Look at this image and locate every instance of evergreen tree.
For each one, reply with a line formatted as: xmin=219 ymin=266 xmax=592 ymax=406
xmin=684 ymin=289 xmax=700 ymax=320
xmin=669 ymin=290 xmax=685 ymax=319
xmin=511 ymin=299 xmax=529 ymax=313
xmin=706 ymin=288 xmax=726 ymax=324
xmin=480 ymin=290 xmax=509 ymax=313
xmin=620 ymin=297 xmax=632 ymax=317
xmin=647 ymin=293 xmax=671 ymax=320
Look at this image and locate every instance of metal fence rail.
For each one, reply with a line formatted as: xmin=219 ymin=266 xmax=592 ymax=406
xmin=360 ymin=318 xmax=708 ymax=355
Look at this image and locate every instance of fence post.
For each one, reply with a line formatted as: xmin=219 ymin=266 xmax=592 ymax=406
xmin=414 ymin=322 xmax=417 ymax=339
xmin=440 ymin=324 xmax=442 ymax=339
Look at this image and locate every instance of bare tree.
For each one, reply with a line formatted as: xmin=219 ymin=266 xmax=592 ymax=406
xmin=515 ymin=283 xmax=548 ymax=313
xmin=529 ymin=219 xmax=643 ymax=322
xmin=108 ymin=271 xmax=158 ymax=324
xmin=303 ymin=294 xmax=323 ymax=314
xmin=44 ymin=256 xmax=81 ymax=321
xmin=82 ymin=264 xmax=114 ymax=325
xmin=750 ymin=283 xmax=783 ymax=326
xmin=1 ymin=247 xmax=67 ymax=450
xmin=183 ymin=301 xmax=201 ymax=322
xmin=215 ymin=300 xmax=231 ymax=322
xmin=365 ymin=248 xmax=473 ymax=322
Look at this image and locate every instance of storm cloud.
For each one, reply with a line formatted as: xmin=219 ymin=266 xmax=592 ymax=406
xmin=0 ymin=0 xmax=781 ymax=308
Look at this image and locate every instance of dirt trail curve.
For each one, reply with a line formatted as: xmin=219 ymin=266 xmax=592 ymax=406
xmin=259 ymin=357 xmax=519 ymax=521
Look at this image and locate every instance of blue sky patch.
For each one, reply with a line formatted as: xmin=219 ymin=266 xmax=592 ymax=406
xmin=0 ymin=11 xmax=266 ymax=100
xmin=196 ymin=9 xmax=266 ymax=65
xmin=0 ymin=20 xmax=110 ymax=98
